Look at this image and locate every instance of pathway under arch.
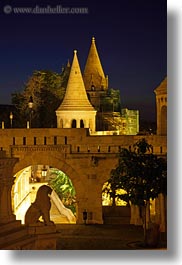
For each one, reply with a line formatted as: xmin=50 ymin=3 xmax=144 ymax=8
xmin=12 ymin=165 xmax=77 ymax=224
xmin=12 ymin=153 xmax=86 ymax=224
xmin=13 ymin=152 xmax=85 ymax=197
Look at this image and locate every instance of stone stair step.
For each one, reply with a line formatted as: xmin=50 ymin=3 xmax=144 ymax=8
xmin=0 ymin=225 xmax=28 ymax=247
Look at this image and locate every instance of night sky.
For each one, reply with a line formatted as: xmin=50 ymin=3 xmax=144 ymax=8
xmin=0 ymin=0 xmax=167 ymax=121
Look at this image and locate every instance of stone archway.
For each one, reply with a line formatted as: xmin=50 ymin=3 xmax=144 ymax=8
xmin=12 ymin=165 xmax=77 ymax=224
xmin=12 ymin=152 xmax=85 ymax=224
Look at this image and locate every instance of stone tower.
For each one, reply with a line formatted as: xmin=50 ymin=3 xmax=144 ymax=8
xmin=56 ymin=50 xmax=97 ymax=132
xmin=154 ymin=77 xmax=167 ymax=135
xmin=83 ymin=37 xmax=108 ymax=112
xmin=83 ymin=37 xmax=108 ymax=91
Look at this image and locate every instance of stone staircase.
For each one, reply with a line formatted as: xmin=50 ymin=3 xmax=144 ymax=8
xmin=0 ymin=221 xmax=35 ymax=249
xmin=0 ymin=221 xmax=57 ymax=250
xmin=50 ymin=201 xmax=70 ymax=224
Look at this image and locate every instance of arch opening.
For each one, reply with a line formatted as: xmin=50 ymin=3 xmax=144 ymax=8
xmin=71 ymin=119 xmax=77 ymax=128
xmin=12 ymin=165 xmax=77 ymax=224
xmin=102 ymin=181 xmax=127 ymax=206
xmin=102 ymin=181 xmax=156 ymax=224
xmin=80 ymin=119 xmax=84 ymax=128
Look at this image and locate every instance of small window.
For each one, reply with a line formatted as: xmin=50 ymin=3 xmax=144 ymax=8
xmin=44 ymin=137 xmax=47 ymax=145
xmin=91 ymin=85 xmax=95 ymax=91
xmin=23 ymin=137 xmax=26 ymax=145
xmin=34 ymin=137 xmax=36 ymax=145
xmin=54 ymin=136 xmax=57 ymax=145
xmin=80 ymin=120 xmax=84 ymax=128
xmin=13 ymin=137 xmax=15 ymax=145
xmin=160 ymin=146 xmax=162 ymax=153
xmin=72 ymin=119 xmax=77 ymax=128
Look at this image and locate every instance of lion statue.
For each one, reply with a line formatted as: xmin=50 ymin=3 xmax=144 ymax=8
xmin=25 ymin=185 xmax=54 ymax=226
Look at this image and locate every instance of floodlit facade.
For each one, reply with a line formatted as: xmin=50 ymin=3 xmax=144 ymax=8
xmin=56 ymin=50 xmax=97 ymax=132
xmin=154 ymin=77 xmax=167 ymax=135
xmin=0 ymin=37 xmax=167 ymax=249
xmin=121 ymin=108 xmax=139 ymax=135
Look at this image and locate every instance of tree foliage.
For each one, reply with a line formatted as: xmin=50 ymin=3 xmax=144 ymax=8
xmin=104 ymin=138 xmax=167 ymax=206
xmin=11 ymin=67 xmax=70 ymax=128
xmin=100 ymin=89 xmax=121 ymax=112
xmin=48 ymin=169 xmax=76 ymax=214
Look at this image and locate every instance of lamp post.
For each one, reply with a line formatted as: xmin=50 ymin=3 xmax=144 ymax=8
xmin=9 ymin=112 xmax=13 ymax=128
xmin=28 ymin=96 xmax=33 ymax=128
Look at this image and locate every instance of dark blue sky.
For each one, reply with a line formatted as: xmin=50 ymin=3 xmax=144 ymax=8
xmin=0 ymin=0 xmax=167 ymax=121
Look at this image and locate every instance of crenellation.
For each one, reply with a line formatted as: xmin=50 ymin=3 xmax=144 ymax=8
xmin=0 ymin=128 xmax=167 ymax=158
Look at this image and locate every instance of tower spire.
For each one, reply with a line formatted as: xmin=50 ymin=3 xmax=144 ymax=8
xmin=83 ymin=37 xmax=108 ymax=90
xmin=56 ymin=50 xmax=97 ymax=131
xmin=57 ymin=50 xmax=95 ymax=111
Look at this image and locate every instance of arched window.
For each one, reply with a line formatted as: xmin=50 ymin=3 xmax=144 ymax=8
xmin=71 ymin=119 xmax=77 ymax=128
xmin=91 ymin=85 xmax=95 ymax=91
xmin=80 ymin=119 xmax=84 ymax=128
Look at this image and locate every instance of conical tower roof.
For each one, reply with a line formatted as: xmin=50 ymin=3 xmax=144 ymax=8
xmin=57 ymin=50 xmax=95 ymax=111
xmin=83 ymin=37 xmax=108 ymax=90
xmin=154 ymin=77 xmax=167 ymax=95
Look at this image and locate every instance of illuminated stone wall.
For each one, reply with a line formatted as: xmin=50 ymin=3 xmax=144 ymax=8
xmin=13 ymin=166 xmax=31 ymax=223
xmin=154 ymin=77 xmax=167 ymax=135
xmin=0 ymin=128 xmax=166 ymax=224
xmin=121 ymin=108 xmax=139 ymax=135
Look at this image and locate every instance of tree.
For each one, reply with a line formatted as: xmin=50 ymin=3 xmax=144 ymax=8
xmin=102 ymin=166 xmax=124 ymax=206
xmin=117 ymin=139 xmax=167 ymax=203
xmin=11 ymin=67 xmax=70 ymax=128
xmin=105 ymin=138 xmax=167 ymax=243
xmin=48 ymin=169 xmax=76 ymax=215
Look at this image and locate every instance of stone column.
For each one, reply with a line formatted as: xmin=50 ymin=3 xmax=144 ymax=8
xmin=154 ymin=196 xmax=160 ymax=224
xmin=130 ymin=204 xmax=143 ymax=225
xmin=77 ymin=119 xmax=80 ymax=128
xmin=146 ymin=200 xmax=151 ymax=229
xmin=0 ymin=152 xmax=19 ymax=224
xmin=158 ymin=193 xmax=166 ymax=232
xmin=154 ymin=193 xmax=166 ymax=232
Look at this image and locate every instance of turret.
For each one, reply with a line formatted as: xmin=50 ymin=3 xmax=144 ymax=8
xmin=56 ymin=50 xmax=97 ymax=131
xmin=83 ymin=37 xmax=108 ymax=91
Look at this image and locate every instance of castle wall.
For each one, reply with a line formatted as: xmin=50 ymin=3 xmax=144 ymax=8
xmin=0 ymin=128 xmax=166 ymax=224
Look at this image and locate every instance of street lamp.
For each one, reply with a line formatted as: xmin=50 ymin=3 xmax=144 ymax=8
xmin=28 ymin=96 xmax=33 ymax=128
xmin=9 ymin=112 xmax=13 ymax=128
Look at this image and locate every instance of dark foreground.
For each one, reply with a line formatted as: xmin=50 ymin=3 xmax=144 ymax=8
xmin=56 ymin=224 xmax=167 ymax=250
